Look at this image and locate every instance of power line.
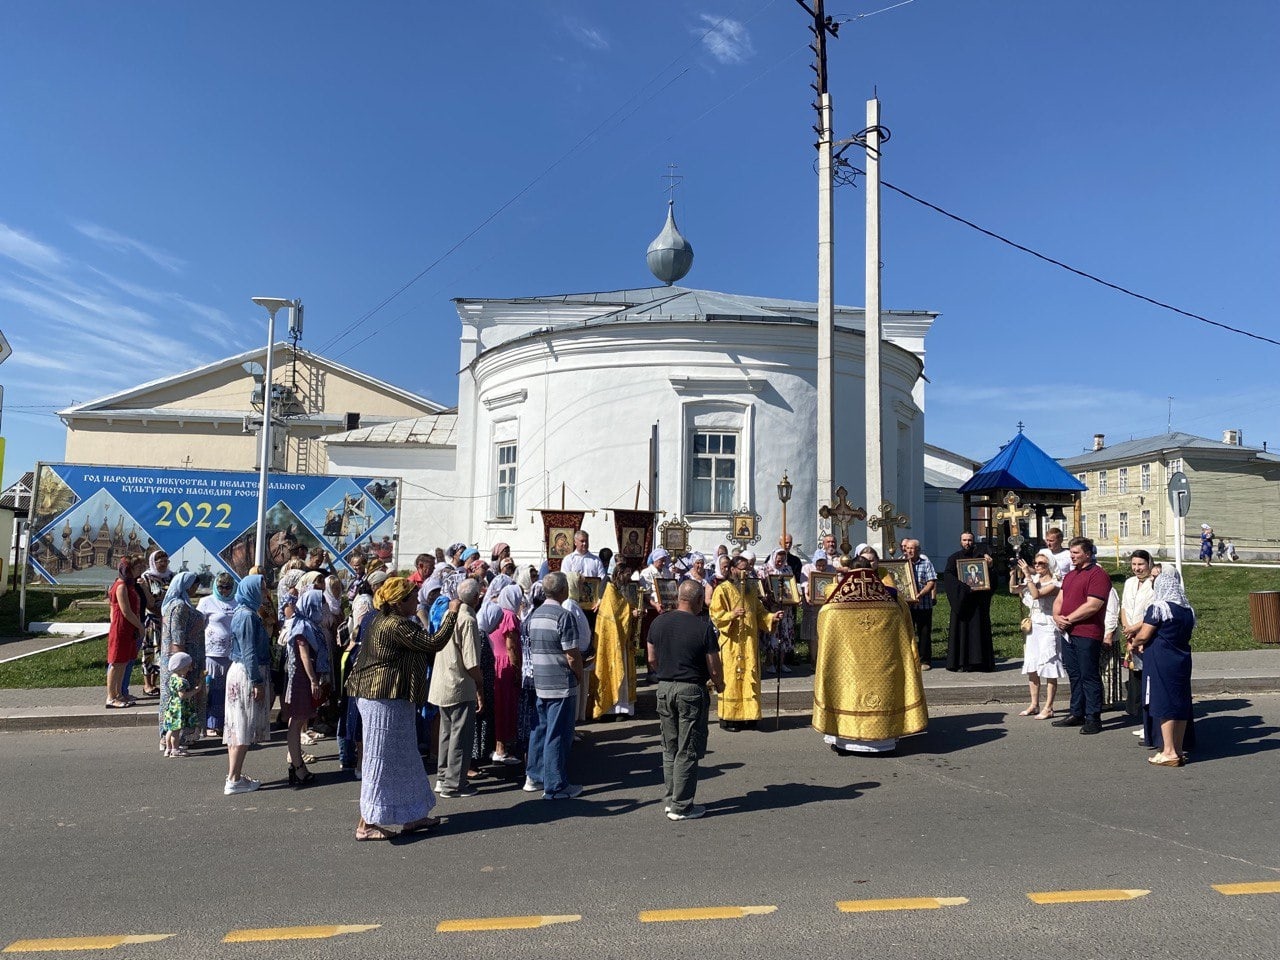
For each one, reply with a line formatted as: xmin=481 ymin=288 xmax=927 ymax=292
xmin=837 ymin=163 xmax=1280 ymax=348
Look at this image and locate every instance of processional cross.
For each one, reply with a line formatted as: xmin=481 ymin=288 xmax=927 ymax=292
xmin=867 ymin=501 xmax=910 ymax=557
xmin=819 ymin=485 xmax=866 ymax=559
xmin=994 ymin=491 xmax=1032 ymax=550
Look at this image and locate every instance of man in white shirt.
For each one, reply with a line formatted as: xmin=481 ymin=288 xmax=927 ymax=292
xmin=1044 ymin=527 xmax=1072 ymax=579
xmin=561 ymin=530 xmax=606 ymax=579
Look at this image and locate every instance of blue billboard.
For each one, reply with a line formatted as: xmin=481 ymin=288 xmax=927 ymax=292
xmin=27 ymin=463 xmax=400 ymax=586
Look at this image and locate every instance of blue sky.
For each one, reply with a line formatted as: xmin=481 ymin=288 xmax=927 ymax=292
xmin=2 ymin=1 xmax=1278 ymax=489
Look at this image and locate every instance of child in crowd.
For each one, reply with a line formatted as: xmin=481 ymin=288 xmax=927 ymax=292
xmin=163 ymin=652 xmax=198 ymax=757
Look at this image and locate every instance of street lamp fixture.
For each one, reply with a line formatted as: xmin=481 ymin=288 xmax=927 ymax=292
xmin=777 ymin=471 xmax=793 ymax=552
xmin=251 ymin=296 xmax=297 ymax=572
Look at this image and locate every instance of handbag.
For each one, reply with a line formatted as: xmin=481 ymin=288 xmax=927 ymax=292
xmin=1020 ymin=616 xmax=1033 ymax=635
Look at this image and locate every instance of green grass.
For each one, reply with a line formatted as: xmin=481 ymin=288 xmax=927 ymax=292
xmin=929 ymin=563 xmax=1280 ymax=661
xmin=0 ymin=587 xmax=112 ymax=634
xmin=0 ymin=636 xmax=109 ymax=689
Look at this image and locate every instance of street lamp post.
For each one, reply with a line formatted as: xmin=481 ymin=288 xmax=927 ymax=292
xmin=251 ymin=297 xmax=295 ymax=571
xmin=774 ymin=471 xmax=794 ymax=729
xmin=777 ymin=471 xmax=793 ymax=548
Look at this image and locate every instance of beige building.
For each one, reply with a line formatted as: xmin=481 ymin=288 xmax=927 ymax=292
xmin=1060 ymin=431 xmax=1280 ymax=559
xmin=59 ymin=344 xmax=443 ymax=475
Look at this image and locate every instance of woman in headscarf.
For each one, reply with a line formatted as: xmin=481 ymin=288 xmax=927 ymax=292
xmin=591 ymin=562 xmax=640 ymax=719
xmin=158 ymin=570 xmax=205 ymax=750
xmin=224 ymin=574 xmax=272 ymax=795
xmin=485 ymin=583 xmax=524 ymax=763
xmin=139 ymin=549 xmax=174 ymax=697
xmin=197 ymin=572 xmax=237 ymax=738
xmin=345 ymin=577 xmax=458 ymax=840
xmin=106 ymin=556 xmax=145 ymax=709
xmin=490 ymin=542 xmax=511 ymax=565
xmin=515 ymin=582 xmax=545 ymax=758
xmin=1131 ymin=568 xmax=1196 ymax=766
xmin=339 ymin=568 xmax=387 ymax=776
xmin=284 ymin=590 xmax=330 ymax=786
xmin=763 ymin=548 xmax=797 ymax=675
xmin=683 ymin=553 xmax=715 ymax=609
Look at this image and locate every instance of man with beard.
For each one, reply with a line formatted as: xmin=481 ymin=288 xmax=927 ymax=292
xmin=941 ymin=532 xmax=995 ymax=672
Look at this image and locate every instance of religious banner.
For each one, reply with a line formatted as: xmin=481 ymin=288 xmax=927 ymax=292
xmin=540 ymin=510 xmax=586 ymax=572
xmin=613 ymin=509 xmax=655 ymax=566
xmin=26 ymin=462 xmax=400 ymax=586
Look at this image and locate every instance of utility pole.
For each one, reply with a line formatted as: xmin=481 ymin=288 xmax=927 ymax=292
xmin=798 ymin=0 xmax=840 ymax=524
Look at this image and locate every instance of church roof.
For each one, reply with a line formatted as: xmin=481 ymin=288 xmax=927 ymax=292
xmin=1060 ymin=431 xmax=1280 ymax=467
xmin=325 ymin=411 xmax=458 ymax=447
xmin=959 ymin=432 xmax=1087 ymax=494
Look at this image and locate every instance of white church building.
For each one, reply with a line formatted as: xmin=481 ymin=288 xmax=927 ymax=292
xmin=325 ymin=210 xmax=940 ymax=563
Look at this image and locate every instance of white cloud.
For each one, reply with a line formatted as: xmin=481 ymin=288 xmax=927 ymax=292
xmin=73 ymin=221 xmax=186 ymax=274
xmin=694 ymin=14 xmax=754 ymax=65
xmin=0 ymin=222 xmax=63 ymax=272
xmin=564 ymin=17 xmax=609 ymax=51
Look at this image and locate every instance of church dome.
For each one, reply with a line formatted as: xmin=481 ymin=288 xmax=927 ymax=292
xmin=646 ymin=202 xmax=694 ymax=285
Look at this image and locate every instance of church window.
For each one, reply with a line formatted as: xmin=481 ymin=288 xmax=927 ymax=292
xmin=689 ymin=431 xmax=737 ymax=514
xmin=1119 ymin=512 xmax=1129 ymax=538
xmin=1140 ymin=463 xmax=1151 ymax=491
xmin=1141 ymin=510 xmax=1151 ymax=536
xmin=1098 ymin=513 xmax=1109 ymax=539
xmin=1118 ymin=468 xmax=1128 ymax=493
xmin=495 ymin=442 xmax=517 ymax=519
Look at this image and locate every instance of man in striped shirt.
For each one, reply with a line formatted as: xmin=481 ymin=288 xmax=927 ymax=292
xmin=524 ymin=572 xmax=585 ymax=800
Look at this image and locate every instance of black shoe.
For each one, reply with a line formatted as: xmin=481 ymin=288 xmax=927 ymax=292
xmin=1080 ymin=720 xmax=1103 ymax=735
xmin=1051 ymin=715 xmax=1085 ymax=727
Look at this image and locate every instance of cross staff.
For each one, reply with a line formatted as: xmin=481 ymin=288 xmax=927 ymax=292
xmin=867 ymin=501 xmax=910 ymax=557
xmin=994 ymin=492 xmax=1031 ymax=538
xmin=819 ymin=485 xmax=866 ymax=558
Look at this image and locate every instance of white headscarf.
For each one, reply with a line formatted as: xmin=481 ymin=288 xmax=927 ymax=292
xmin=1148 ymin=567 xmax=1195 ymax=627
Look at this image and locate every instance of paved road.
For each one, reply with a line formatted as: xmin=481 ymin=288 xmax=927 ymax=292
xmin=2 ymin=697 xmax=1279 ymax=959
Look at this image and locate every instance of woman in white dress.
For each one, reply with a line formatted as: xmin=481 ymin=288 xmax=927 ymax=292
xmin=1011 ymin=550 xmax=1064 ymax=719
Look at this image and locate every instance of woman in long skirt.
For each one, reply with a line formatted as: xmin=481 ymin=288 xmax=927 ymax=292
xmin=224 ymin=575 xmax=272 ymax=795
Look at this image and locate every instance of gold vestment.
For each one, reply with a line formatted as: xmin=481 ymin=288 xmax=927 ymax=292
xmin=710 ymin=577 xmax=777 ymax=722
xmin=591 ymin=583 xmax=637 ymax=717
xmin=812 ymin=570 xmax=928 ymax=742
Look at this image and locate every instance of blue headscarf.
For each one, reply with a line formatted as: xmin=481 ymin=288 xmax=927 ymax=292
xmin=162 ymin=570 xmax=199 ymax=612
xmin=235 ymin=574 xmax=264 ymax=611
xmin=292 ymin=589 xmax=327 ymax=655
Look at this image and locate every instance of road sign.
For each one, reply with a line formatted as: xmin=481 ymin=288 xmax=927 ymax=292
xmin=1167 ymin=471 xmax=1191 ymax=517
xmin=0 ymin=328 xmax=10 ymax=365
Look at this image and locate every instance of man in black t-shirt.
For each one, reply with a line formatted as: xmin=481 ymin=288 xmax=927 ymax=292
xmin=647 ymin=580 xmax=725 ymax=821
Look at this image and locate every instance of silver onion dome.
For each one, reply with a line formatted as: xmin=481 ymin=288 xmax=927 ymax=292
xmin=646 ymin=201 xmax=694 ymax=285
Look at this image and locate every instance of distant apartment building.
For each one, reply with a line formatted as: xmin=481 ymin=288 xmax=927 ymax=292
xmin=1060 ymin=430 xmax=1280 ymax=559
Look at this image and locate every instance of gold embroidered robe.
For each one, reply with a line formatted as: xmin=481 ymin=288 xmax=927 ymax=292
xmin=812 ymin=569 xmax=928 ymax=743
xmin=591 ymin=583 xmax=637 ymax=717
xmin=710 ymin=577 xmax=777 ymax=722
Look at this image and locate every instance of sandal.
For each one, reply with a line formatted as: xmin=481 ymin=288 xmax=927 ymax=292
xmin=1018 ymin=706 xmax=1040 ymax=717
xmin=104 ymin=699 xmax=134 ymax=709
xmin=401 ymin=815 xmax=441 ymax=834
xmin=355 ymin=824 xmax=396 ymax=841
xmin=1148 ymin=754 xmax=1185 ymax=767
xmin=1035 ymin=708 xmax=1054 ymax=720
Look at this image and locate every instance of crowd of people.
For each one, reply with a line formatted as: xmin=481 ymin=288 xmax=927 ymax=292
xmin=100 ymin=525 xmax=1196 ymax=840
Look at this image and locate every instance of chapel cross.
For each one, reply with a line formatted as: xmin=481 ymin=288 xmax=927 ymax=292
xmin=994 ymin=491 xmax=1032 ymax=550
xmin=819 ymin=485 xmax=866 ymax=558
xmin=867 ymin=501 xmax=910 ymax=557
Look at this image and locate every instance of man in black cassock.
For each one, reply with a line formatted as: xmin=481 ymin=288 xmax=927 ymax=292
xmin=941 ymin=532 xmax=995 ymax=672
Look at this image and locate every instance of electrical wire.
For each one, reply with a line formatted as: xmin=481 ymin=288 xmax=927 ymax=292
xmin=836 ymin=163 xmax=1280 ymax=348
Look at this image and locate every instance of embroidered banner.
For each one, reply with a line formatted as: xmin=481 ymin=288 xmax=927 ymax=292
xmin=540 ymin=510 xmax=585 ymax=572
xmin=613 ymin=509 xmax=656 ymax=566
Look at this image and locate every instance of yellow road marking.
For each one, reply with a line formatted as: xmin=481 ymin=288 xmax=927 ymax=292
xmin=639 ymin=905 xmax=777 ymax=923
xmin=1213 ymin=881 xmax=1280 ymax=896
xmin=222 ymin=925 xmax=379 ymax=943
xmin=837 ymin=896 xmax=969 ymax=913
xmin=4 ymin=935 xmax=172 ymax=953
xmin=1028 ymin=889 xmax=1150 ymax=904
xmin=437 ymin=915 xmax=580 ymax=932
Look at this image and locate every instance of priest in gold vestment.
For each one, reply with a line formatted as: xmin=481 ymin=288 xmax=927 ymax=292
xmin=591 ymin=565 xmax=641 ymax=718
xmin=813 ymin=566 xmax=928 ymax=753
xmin=710 ymin=553 xmax=778 ymax=730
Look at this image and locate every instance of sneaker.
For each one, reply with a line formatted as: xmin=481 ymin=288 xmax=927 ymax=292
xmin=543 ymin=783 xmax=584 ymax=800
xmin=223 ymin=776 xmax=260 ymax=796
xmin=666 ymin=804 xmax=707 ymax=821
xmin=522 ymin=777 xmax=543 ymax=793
xmin=1131 ymin=730 xmax=1144 ymax=737
xmin=438 ymin=786 xmax=479 ymax=799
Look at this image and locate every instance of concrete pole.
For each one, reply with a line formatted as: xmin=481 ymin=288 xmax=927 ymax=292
xmin=864 ymin=97 xmax=883 ymax=522
xmin=816 ymin=92 xmax=836 ymax=519
xmin=254 ymin=311 xmax=279 ymax=569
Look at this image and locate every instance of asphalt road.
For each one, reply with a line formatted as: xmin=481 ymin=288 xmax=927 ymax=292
xmin=2 ymin=696 xmax=1279 ymax=959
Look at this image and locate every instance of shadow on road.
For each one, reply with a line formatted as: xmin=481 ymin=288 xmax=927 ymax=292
xmin=897 ymin=710 xmax=1008 ymax=756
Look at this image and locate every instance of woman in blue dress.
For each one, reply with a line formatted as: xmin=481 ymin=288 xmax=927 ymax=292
xmin=1132 ymin=568 xmax=1195 ymax=766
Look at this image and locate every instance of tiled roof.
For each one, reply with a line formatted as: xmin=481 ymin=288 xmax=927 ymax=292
xmin=960 ymin=433 xmax=1088 ymax=494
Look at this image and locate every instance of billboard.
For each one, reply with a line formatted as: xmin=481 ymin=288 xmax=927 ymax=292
xmin=27 ymin=463 xmax=400 ymax=586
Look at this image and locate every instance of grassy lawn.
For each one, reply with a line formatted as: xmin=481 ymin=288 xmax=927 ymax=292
xmin=0 ymin=587 xmax=112 ymax=634
xmin=0 ymin=637 xmax=109 ymax=688
xmin=929 ymin=563 xmax=1280 ymax=661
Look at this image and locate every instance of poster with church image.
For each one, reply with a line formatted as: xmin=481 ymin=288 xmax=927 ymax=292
xmin=27 ymin=463 xmax=399 ymax=587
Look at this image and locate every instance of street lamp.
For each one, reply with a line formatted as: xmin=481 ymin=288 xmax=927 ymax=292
xmin=251 ymin=296 xmax=295 ymax=571
xmin=777 ymin=471 xmax=793 ymax=550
